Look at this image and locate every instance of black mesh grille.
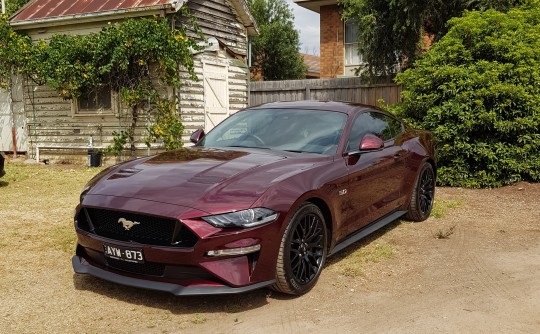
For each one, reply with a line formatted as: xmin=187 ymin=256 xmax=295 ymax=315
xmin=105 ymin=258 xmax=165 ymax=277
xmin=76 ymin=210 xmax=91 ymax=231
xmin=77 ymin=208 xmax=198 ymax=248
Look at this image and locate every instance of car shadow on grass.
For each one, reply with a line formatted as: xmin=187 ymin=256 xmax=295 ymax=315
xmin=259 ymin=219 xmax=407 ymax=301
xmin=0 ymin=181 xmax=9 ymax=187
xmin=72 ymin=273 xmax=271 ymax=313
xmin=326 ymin=218 xmax=404 ymax=265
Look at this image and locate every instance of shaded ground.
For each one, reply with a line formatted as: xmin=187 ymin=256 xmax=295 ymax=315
xmin=1 ymin=160 xmax=539 ymax=333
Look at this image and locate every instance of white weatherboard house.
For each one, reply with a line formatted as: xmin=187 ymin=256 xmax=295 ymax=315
xmin=0 ymin=75 xmax=26 ymax=154
xmin=2 ymin=0 xmax=256 ymax=161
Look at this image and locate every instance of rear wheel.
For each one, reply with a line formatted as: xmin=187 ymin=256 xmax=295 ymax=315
xmin=406 ymin=163 xmax=435 ymax=222
xmin=272 ymin=203 xmax=327 ymax=295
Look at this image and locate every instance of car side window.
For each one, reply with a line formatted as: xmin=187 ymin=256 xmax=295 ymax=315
xmin=383 ymin=114 xmax=404 ymax=139
xmin=346 ymin=111 xmax=403 ymax=152
xmin=346 ymin=113 xmax=371 ymax=152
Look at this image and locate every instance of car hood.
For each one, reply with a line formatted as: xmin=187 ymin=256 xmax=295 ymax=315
xmin=86 ymin=147 xmax=326 ymax=213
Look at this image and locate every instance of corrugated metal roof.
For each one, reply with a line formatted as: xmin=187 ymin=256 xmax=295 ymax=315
xmin=11 ymin=0 xmax=175 ymax=23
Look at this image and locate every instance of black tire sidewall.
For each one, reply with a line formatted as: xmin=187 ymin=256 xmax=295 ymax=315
xmin=281 ymin=203 xmax=327 ymax=294
xmin=414 ymin=163 xmax=435 ymax=220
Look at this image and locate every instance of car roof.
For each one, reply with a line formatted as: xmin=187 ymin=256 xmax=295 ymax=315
xmin=249 ymin=100 xmax=381 ymax=116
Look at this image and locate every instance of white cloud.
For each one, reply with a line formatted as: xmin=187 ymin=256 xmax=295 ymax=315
xmin=287 ymin=0 xmax=320 ymax=55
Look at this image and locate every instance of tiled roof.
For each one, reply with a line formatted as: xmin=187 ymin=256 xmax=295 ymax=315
xmin=301 ymin=53 xmax=321 ymax=76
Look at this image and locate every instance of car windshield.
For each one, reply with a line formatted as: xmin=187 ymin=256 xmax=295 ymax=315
xmin=197 ymin=108 xmax=347 ymax=155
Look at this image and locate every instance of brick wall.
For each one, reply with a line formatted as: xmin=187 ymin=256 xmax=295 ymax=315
xmin=320 ymin=5 xmax=343 ymax=78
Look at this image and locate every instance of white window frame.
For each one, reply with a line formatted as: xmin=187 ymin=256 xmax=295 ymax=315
xmin=344 ymin=19 xmax=362 ymax=66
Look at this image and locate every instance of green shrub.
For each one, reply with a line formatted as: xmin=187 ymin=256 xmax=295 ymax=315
xmin=393 ymin=6 xmax=540 ymax=188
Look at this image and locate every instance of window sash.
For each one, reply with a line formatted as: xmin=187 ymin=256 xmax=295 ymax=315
xmin=78 ymin=86 xmax=112 ymax=112
xmin=344 ymin=20 xmax=362 ymax=66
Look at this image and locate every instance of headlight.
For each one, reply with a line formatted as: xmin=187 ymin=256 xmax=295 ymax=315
xmin=202 ymin=208 xmax=278 ymax=228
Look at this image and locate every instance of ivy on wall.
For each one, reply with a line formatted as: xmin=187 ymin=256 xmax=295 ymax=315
xmin=0 ymin=9 xmax=203 ymax=156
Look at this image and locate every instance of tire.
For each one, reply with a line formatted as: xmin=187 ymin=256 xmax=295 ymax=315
xmin=271 ymin=203 xmax=328 ymax=295
xmin=406 ymin=162 xmax=436 ymax=222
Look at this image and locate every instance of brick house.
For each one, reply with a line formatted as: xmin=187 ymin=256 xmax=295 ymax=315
xmin=294 ymin=0 xmax=361 ymax=78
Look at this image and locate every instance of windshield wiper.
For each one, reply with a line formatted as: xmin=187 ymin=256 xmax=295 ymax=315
xmin=282 ymin=149 xmax=308 ymax=153
xmin=226 ymin=145 xmax=271 ymax=150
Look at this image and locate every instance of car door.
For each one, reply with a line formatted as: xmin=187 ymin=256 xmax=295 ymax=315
xmin=338 ymin=111 xmax=407 ymax=239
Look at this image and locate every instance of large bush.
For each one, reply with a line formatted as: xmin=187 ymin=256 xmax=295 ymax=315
xmin=394 ymin=6 xmax=540 ymax=188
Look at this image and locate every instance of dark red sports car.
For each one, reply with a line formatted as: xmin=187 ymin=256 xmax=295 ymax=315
xmin=73 ymin=101 xmax=436 ymax=295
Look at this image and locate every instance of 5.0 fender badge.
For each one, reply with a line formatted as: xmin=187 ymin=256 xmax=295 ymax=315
xmin=118 ymin=218 xmax=140 ymax=230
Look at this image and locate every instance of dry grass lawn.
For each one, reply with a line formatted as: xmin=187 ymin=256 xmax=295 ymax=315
xmin=1 ymin=159 xmax=539 ymax=334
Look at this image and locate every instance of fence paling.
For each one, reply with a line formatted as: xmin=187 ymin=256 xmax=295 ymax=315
xmin=249 ymin=78 xmax=401 ymax=107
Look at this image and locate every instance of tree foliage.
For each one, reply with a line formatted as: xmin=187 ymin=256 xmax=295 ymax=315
xmin=340 ymin=0 xmax=530 ymax=76
xmin=4 ymin=0 xmax=30 ymax=16
xmin=0 ymin=12 xmax=202 ymax=155
xmin=392 ymin=6 xmax=540 ymax=188
xmin=248 ymin=0 xmax=307 ymax=80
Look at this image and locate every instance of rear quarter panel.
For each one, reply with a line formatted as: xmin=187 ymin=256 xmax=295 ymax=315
xmin=399 ymin=128 xmax=437 ymax=210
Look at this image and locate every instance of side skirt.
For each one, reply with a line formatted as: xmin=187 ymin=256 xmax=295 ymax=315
xmin=329 ymin=210 xmax=407 ymax=256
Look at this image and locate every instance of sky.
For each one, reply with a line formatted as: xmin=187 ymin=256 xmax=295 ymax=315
xmin=286 ymin=0 xmax=320 ymax=55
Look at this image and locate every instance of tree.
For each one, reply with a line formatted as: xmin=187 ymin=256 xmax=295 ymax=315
xmin=339 ymin=0 xmax=529 ymax=76
xmin=392 ymin=6 xmax=540 ymax=188
xmin=248 ymin=0 xmax=307 ymax=80
xmin=4 ymin=0 xmax=30 ymax=16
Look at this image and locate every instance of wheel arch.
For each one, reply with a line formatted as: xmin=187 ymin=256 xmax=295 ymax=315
xmin=305 ymin=197 xmax=333 ymax=251
xmin=425 ymin=158 xmax=437 ymax=179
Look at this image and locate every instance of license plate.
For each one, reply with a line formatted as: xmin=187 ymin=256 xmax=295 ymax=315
xmin=103 ymin=243 xmax=145 ymax=264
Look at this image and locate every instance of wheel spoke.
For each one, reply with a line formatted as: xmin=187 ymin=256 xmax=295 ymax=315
xmin=417 ymin=168 xmax=435 ymax=215
xmin=289 ymin=213 xmax=326 ymax=283
xmin=299 ymin=258 xmax=307 ymax=281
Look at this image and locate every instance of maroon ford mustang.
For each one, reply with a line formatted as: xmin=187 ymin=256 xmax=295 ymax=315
xmin=73 ymin=101 xmax=436 ymax=295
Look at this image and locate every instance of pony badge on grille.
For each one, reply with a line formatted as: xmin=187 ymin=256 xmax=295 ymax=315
xmin=118 ymin=218 xmax=140 ymax=230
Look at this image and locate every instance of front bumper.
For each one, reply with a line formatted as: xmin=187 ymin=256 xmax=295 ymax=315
xmin=73 ymin=196 xmax=284 ymax=295
xmin=72 ymin=255 xmax=274 ymax=295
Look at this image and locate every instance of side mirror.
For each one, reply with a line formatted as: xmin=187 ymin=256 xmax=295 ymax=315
xmin=346 ymin=133 xmax=384 ymax=158
xmin=190 ymin=129 xmax=205 ymax=144
xmin=359 ymin=133 xmax=384 ymax=150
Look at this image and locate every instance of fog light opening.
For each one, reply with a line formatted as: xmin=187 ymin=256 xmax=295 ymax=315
xmin=206 ymin=244 xmax=261 ymax=257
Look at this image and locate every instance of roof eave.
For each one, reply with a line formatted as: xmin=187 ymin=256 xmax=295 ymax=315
xmin=229 ymin=0 xmax=258 ymax=35
xmin=293 ymin=0 xmax=337 ymax=13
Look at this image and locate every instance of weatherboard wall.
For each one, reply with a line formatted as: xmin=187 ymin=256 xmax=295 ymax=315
xmin=13 ymin=0 xmax=250 ymax=160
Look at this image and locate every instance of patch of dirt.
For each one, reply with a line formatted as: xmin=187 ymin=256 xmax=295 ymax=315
xmin=1 ymin=162 xmax=539 ymax=333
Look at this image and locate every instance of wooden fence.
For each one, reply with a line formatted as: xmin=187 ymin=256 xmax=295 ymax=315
xmin=249 ymin=77 xmax=402 ymax=107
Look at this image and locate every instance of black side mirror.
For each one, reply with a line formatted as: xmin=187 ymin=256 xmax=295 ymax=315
xmin=190 ymin=129 xmax=205 ymax=144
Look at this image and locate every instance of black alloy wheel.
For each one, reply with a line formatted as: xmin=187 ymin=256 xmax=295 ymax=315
xmin=272 ymin=203 xmax=328 ymax=295
xmin=418 ymin=165 xmax=435 ymax=215
xmin=406 ymin=163 xmax=435 ymax=222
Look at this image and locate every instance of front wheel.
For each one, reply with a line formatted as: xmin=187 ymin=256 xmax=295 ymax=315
xmin=272 ymin=203 xmax=328 ymax=295
xmin=406 ymin=162 xmax=435 ymax=222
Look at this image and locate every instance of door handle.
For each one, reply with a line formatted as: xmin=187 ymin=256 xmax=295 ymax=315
xmin=393 ymin=152 xmax=404 ymax=160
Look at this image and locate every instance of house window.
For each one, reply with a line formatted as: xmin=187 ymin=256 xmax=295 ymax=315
xmin=72 ymin=85 xmax=117 ymax=116
xmin=345 ymin=20 xmax=362 ymax=66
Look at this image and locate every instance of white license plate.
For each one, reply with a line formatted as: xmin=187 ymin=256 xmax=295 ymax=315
xmin=103 ymin=243 xmax=145 ymax=264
